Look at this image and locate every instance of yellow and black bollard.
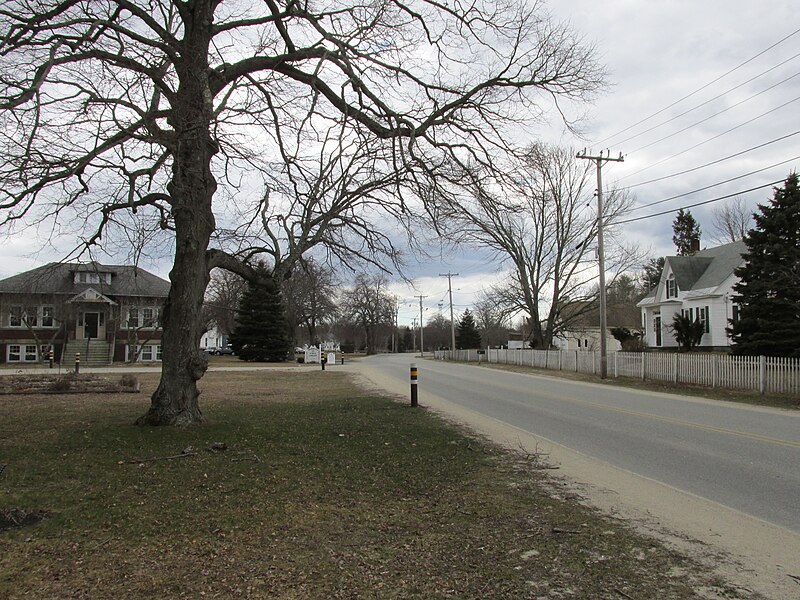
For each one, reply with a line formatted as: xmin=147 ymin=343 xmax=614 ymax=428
xmin=75 ymin=352 xmax=80 ymax=375
xmin=48 ymin=349 xmax=54 ymax=369
xmin=410 ymin=363 xmax=418 ymax=407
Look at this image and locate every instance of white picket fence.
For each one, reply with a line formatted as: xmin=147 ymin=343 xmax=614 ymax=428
xmin=433 ymin=349 xmax=800 ymax=397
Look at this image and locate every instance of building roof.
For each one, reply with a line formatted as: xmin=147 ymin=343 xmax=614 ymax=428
xmin=638 ymin=241 xmax=746 ymax=306
xmin=0 ymin=262 xmax=171 ymax=298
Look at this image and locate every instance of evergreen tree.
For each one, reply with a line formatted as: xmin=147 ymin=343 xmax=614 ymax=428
xmin=230 ymin=268 xmax=291 ymax=362
xmin=730 ymin=173 xmax=800 ymax=357
xmin=672 ymin=209 xmax=701 ymax=255
xmin=641 ymin=257 xmax=665 ymax=293
xmin=456 ymin=309 xmax=482 ymax=349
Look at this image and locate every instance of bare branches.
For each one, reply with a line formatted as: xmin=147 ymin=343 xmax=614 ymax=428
xmin=711 ymin=196 xmax=753 ymax=244
xmin=444 ymin=143 xmax=638 ymax=348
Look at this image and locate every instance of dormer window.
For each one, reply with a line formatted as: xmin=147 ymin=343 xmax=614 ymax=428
xmin=665 ymin=276 xmax=677 ymax=299
xmin=74 ymin=271 xmax=112 ymax=284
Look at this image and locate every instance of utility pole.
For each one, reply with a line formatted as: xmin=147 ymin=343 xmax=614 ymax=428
xmin=414 ymin=295 xmax=428 ymax=356
xmin=392 ymin=295 xmax=399 ymax=353
xmin=439 ymin=272 xmax=459 ymax=351
xmin=576 ymin=149 xmax=624 ymax=379
xmin=411 ymin=317 xmax=418 ymax=352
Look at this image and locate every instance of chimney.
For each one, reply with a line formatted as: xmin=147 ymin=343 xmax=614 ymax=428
xmin=690 ymin=237 xmax=700 ymax=254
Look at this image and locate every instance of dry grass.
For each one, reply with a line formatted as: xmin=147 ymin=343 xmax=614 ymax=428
xmin=0 ymin=371 xmax=757 ymax=599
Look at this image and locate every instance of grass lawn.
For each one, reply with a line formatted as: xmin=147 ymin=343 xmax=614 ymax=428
xmin=0 ymin=371 xmax=748 ymax=599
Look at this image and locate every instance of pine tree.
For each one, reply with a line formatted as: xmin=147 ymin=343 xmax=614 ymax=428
xmin=230 ymin=269 xmax=291 ymax=362
xmin=456 ymin=309 xmax=482 ymax=349
xmin=672 ymin=209 xmax=701 ymax=255
xmin=641 ymin=257 xmax=665 ymax=292
xmin=730 ymin=173 xmax=800 ymax=357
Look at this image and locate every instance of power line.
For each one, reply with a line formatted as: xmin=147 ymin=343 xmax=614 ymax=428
xmin=624 ymin=130 xmax=800 ymax=189
xmin=613 ymin=51 xmax=800 ymax=148
xmin=619 ymin=94 xmax=800 ymax=181
xmin=626 ymin=154 xmax=800 ymax=213
xmin=613 ymin=179 xmax=783 ymax=225
xmin=596 ymin=26 xmax=800 ymax=146
xmin=628 ymin=70 xmax=800 ymax=155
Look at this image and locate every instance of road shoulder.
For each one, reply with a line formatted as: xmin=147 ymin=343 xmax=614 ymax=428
xmin=352 ymin=359 xmax=800 ymax=600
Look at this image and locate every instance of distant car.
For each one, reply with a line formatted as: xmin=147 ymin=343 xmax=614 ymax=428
xmin=201 ymin=347 xmax=217 ymax=355
xmin=216 ymin=346 xmax=235 ymax=355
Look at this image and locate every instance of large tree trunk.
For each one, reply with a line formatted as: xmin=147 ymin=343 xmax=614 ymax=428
xmin=136 ymin=2 xmax=216 ymax=426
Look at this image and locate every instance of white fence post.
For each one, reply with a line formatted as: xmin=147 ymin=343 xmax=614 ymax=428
xmin=759 ymin=355 xmax=766 ymax=395
xmin=673 ymin=353 xmax=679 ymax=384
xmin=641 ymin=353 xmax=645 ymax=381
xmin=712 ymin=355 xmax=717 ymax=388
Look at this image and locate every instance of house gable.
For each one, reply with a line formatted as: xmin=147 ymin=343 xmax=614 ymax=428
xmin=69 ymin=288 xmax=117 ymax=305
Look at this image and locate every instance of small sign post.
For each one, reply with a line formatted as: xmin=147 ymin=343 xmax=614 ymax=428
xmin=410 ymin=363 xmax=418 ymax=407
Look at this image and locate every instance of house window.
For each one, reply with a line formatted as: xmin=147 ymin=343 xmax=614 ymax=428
xmin=85 ymin=272 xmax=100 ymax=283
xmin=142 ymin=307 xmax=158 ymax=328
xmin=41 ymin=306 xmax=54 ymax=327
xmin=127 ymin=308 xmax=139 ymax=328
xmin=128 ymin=344 xmax=162 ymax=362
xmin=23 ymin=306 xmax=37 ymax=327
xmin=665 ymin=276 xmax=677 ymax=299
xmin=8 ymin=344 xmax=37 ymax=362
xmin=9 ymin=306 xmax=22 ymax=327
xmin=732 ymin=304 xmax=741 ymax=324
xmin=698 ymin=306 xmax=710 ymax=333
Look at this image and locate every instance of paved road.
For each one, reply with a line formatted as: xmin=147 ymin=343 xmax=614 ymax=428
xmin=359 ymin=354 xmax=800 ymax=534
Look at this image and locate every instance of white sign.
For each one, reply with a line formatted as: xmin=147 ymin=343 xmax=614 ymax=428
xmin=304 ymin=347 xmax=321 ymax=363
xmin=326 ymin=352 xmax=336 ymax=365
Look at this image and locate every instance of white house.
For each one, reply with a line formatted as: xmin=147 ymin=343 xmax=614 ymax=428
xmin=637 ymin=241 xmax=746 ymax=351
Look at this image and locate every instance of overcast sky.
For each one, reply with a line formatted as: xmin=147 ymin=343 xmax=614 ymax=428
xmin=392 ymin=0 xmax=800 ymax=326
xmin=1 ymin=1 xmax=798 ymax=329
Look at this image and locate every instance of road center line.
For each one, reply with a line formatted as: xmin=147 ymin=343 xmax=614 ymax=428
xmin=461 ymin=376 xmax=800 ymax=450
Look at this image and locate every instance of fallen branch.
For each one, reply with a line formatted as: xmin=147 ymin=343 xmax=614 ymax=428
xmin=788 ymin=573 xmax=800 ymax=585
xmin=614 ymin=589 xmax=636 ymax=600
xmin=123 ymin=452 xmax=197 ymax=464
xmin=230 ymin=450 xmax=261 ymax=463
xmin=551 ymin=526 xmax=581 ymax=534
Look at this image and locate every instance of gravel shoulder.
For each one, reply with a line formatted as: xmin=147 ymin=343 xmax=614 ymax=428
xmin=351 ymin=358 xmax=800 ymax=600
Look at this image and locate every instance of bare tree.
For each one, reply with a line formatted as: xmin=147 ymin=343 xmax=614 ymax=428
xmin=473 ymin=292 xmax=511 ymax=348
xmin=282 ymin=260 xmax=338 ymax=346
xmin=445 ymin=143 xmax=640 ymax=348
xmin=339 ymin=274 xmax=395 ymax=355
xmin=711 ymin=197 xmax=753 ymax=244
xmin=204 ymin=268 xmax=247 ymax=341
xmin=423 ymin=313 xmax=452 ymax=351
xmin=0 ymin=1 xmax=603 ymax=424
